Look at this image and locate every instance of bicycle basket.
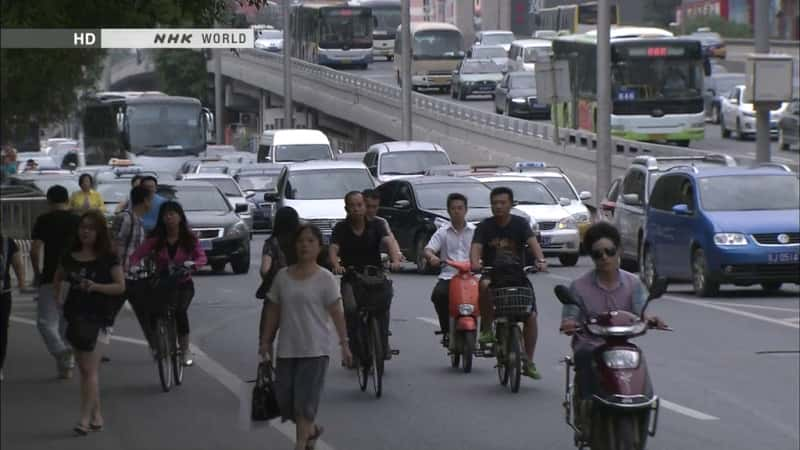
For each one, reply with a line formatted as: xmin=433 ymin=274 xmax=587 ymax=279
xmin=492 ymin=286 xmax=534 ymax=318
xmin=350 ymin=270 xmax=393 ymax=311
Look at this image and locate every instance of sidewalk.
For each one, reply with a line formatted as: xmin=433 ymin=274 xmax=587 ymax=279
xmin=1 ymin=291 xmax=292 ymax=450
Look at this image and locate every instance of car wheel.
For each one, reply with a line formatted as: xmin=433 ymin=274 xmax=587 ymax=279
xmin=231 ymin=252 xmax=251 ymax=274
xmin=673 ymin=140 xmax=690 ymax=147
xmin=458 ymin=87 xmax=466 ymax=101
xmin=692 ymin=248 xmax=719 ymax=297
xmin=711 ymin=105 xmax=720 ymax=124
xmin=735 ymin=118 xmax=746 ymax=140
xmin=495 ymin=103 xmax=502 ymax=114
xmin=761 ymin=282 xmax=782 ymax=293
xmin=558 ymin=253 xmax=579 ymax=267
xmin=640 ymin=246 xmax=664 ymax=292
xmin=210 ymin=261 xmax=226 ymax=273
xmin=720 ymin=115 xmax=731 ymax=138
xmin=450 ymin=85 xmax=457 ymax=98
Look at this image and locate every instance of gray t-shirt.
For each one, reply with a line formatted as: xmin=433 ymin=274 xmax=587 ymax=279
xmin=268 ymin=267 xmax=340 ymax=358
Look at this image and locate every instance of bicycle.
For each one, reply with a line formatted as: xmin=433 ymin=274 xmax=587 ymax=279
xmin=346 ymin=265 xmax=397 ymax=398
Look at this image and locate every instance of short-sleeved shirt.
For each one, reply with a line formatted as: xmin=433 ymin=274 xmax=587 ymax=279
xmin=113 ymin=210 xmax=145 ymax=276
xmin=142 ymin=193 xmax=167 ymax=232
xmin=425 ymin=222 xmax=475 ymax=280
xmin=268 ymin=267 xmax=340 ymax=358
xmin=472 ymin=215 xmax=533 ymax=267
xmin=331 ymin=219 xmax=387 ymax=269
xmin=31 ymin=209 xmax=81 ymax=284
xmin=61 ymin=253 xmax=121 ymax=323
xmin=2 ymin=238 xmax=20 ymax=293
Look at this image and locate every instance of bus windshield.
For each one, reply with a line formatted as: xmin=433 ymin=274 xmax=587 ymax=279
xmin=126 ymin=103 xmax=204 ymax=154
xmin=613 ymin=59 xmax=704 ymax=100
xmin=413 ymin=30 xmax=462 ymax=58
xmin=320 ymin=11 xmax=372 ymax=47
xmin=373 ymin=7 xmax=400 ymax=34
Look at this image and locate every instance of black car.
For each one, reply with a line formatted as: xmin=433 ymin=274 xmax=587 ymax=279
xmin=376 ymin=177 xmax=536 ymax=273
xmin=158 ymin=181 xmax=251 ymax=274
xmin=234 ymin=164 xmax=287 ymax=231
xmin=494 ymin=71 xmax=550 ymax=119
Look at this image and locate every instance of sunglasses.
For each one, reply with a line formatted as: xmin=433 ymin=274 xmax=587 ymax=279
xmin=591 ymin=247 xmax=617 ymax=260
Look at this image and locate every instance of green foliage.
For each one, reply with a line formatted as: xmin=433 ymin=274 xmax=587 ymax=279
xmin=639 ymin=0 xmax=682 ymax=28
xmin=677 ymin=15 xmax=753 ymax=38
xmin=154 ymin=49 xmax=209 ymax=104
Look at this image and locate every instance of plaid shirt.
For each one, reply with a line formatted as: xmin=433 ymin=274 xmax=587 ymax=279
xmin=114 ymin=210 xmax=145 ymax=278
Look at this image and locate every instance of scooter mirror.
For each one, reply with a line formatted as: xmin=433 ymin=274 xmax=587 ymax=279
xmin=554 ymin=285 xmax=577 ymax=306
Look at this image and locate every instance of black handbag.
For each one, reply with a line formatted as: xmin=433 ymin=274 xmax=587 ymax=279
xmin=251 ymin=360 xmax=280 ymax=421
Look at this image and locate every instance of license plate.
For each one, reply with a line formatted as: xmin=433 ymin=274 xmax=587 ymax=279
xmin=201 ymin=239 xmax=213 ymax=250
xmin=478 ymin=86 xmax=493 ymax=91
xmin=768 ymin=251 xmax=799 ymax=264
xmin=541 ymin=236 xmax=552 ymax=246
xmin=322 ymin=234 xmax=331 ymax=246
xmin=342 ymin=59 xmax=351 ymax=64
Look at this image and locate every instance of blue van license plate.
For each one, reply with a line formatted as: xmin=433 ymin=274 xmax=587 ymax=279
xmin=768 ymin=252 xmax=799 ymax=264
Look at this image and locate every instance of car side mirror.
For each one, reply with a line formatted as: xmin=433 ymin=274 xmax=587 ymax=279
xmin=579 ymin=191 xmax=592 ymax=201
xmin=559 ymin=197 xmax=571 ymax=207
xmin=672 ymin=204 xmax=691 ymax=215
xmin=263 ymin=191 xmax=279 ymax=202
xmin=393 ymin=199 xmax=411 ymax=209
xmin=622 ymin=193 xmax=641 ymax=205
xmin=235 ymin=203 xmax=248 ymax=214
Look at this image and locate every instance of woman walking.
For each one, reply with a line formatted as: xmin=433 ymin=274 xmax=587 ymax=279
xmin=257 ymin=207 xmax=299 ymax=341
xmin=54 ymin=210 xmax=125 ymax=435
xmin=130 ymin=201 xmax=207 ymax=366
xmin=70 ymin=174 xmax=104 ymax=212
xmin=259 ymin=224 xmax=352 ymax=450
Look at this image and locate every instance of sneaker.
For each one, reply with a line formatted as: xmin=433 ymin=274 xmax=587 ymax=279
xmin=478 ymin=331 xmax=496 ymax=345
xmin=523 ymin=361 xmax=541 ymax=380
xmin=440 ymin=334 xmax=450 ymax=348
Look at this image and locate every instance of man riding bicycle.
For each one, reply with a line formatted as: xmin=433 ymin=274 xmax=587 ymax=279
xmin=470 ymin=187 xmax=548 ymax=379
xmin=330 ymin=191 xmax=403 ymax=364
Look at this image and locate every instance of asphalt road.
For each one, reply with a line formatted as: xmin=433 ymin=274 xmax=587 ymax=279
xmin=3 ymin=236 xmax=799 ymax=450
xmin=349 ymin=60 xmax=800 ymax=168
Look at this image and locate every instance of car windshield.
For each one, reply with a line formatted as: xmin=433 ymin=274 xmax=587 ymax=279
xmin=538 ymin=177 xmax=577 ymax=200
xmin=170 ymin=187 xmax=230 ymax=212
xmin=472 ymin=47 xmax=506 ymax=58
xmin=275 ymin=144 xmax=332 ymax=162
xmin=524 ymin=46 xmax=549 ymax=63
xmin=463 ymin=60 xmax=501 ymax=74
xmin=380 ymin=151 xmax=450 ymax=175
xmin=713 ymin=75 xmax=744 ymax=94
xmin=483 ymin=181 xmax=556 ymax=205
xmin=286 ymin=169 xmax=373 ymax=200
xmin=416 ymin=183 xmax=492 ymax=210
xmin=482 ymin=33 xmax=513 ymax=46
xmin=258 ymin=30 xmax=281 ymax=39
xmin=198 ymin=166 xmax=228 ymax=174
xmin=510 ymin=74 xmax=536 ymax=90
xmin=237 ymin=175 xmax=279 ymax=191
xmin=699 ymin=175 xmax=799 ymax=211
xmin=199 ymin=178 xmax=241 ymax=197
xmin=97 ymin=182 xmax=131 ymax=204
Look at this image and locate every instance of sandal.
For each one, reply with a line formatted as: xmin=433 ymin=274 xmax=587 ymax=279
xmin=73 ymin=424 xmax=90 ymax=436
xmin=89 ymin=422 xmax=104 ymax=432
xmin=305 ymin=425 xmax=324 ymax=450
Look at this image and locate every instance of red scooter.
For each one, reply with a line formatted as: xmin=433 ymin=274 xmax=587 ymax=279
xmin=436 ymin=260 xmax=480 ymax=373
xmin=553 ymin=279 xmax=670 ymax=450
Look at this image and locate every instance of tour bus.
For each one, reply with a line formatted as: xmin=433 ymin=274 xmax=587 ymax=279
xmin=291 ymin=2 xmax=374 ymax=69
xmin=393 ymin=22 xmax=464 ymax=92
xmin=533 ymin=1 xmax=620 ymax=34
xmin=351 ymin=0 xmax=400 ymax=61
xmin=551 ymin=27 xmax=709 ymax=146
xmin=81 ymin=91 xmax=212 ymax=171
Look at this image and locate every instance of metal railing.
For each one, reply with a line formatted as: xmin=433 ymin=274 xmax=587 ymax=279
xmin=2 ymin=197 xmax=49 ymax=290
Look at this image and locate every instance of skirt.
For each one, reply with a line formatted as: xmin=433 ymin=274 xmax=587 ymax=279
xmin=274 ymin=356 xmax=329 ymax=422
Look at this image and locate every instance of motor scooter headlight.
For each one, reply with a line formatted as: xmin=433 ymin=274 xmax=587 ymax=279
xmin=458 ymin=304 xmax=475 ymax=315
xmin=603 ymin=349 xmax=640 ymax=369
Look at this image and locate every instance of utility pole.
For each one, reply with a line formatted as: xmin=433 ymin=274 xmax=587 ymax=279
xmin=214 ymin=49 xmax=224 ymax=144
xmin=283 ymin=0 xmax=294 ymax=129
xmin=595 ymin=0 xmax=612 ymax=204
xmin=401 ymin=0 xmax=412 ymax=140
xmin=754 ymin=0 xmax=770 ymax=162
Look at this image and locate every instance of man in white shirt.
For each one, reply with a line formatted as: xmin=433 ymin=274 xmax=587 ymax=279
xmin=423 ymin=193 xmax=474 ymax=345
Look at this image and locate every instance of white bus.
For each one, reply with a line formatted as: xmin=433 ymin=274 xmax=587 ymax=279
xmin=393 ymin=22 xmax=464 ymax=92
xmin=351 ymin=0 xmax=400 ymax=61
xmin=291 ymin=2 xmax=374 ymax=69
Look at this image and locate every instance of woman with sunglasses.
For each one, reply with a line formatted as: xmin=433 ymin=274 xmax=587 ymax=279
xmin=559 ymin=222 xmax=666 ymax=404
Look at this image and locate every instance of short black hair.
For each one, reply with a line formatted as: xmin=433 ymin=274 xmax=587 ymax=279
xmin=130 ymin=186 xmax=149 ymax=206
xmin=583 ymin=222 xmax=621 ymax=251
xmin=344 ymin=190 xmax=362 ymax=205
xmin=46 ymin=185 xmax=69 ymax=204
xmin=140 ymin=175 xmax=158 ymax=185
xmin=490 ymin=186 xmax=514 ymax=202
xmin=78 ymin=173 xmax=94 ymax=188
xmin=447 ymin=192 xmax=468 ymax=209
xmin=362 ymin=188 xmax=380 ymax=201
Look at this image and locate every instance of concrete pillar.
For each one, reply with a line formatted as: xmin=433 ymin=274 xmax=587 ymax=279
xmin=454 ymin=0 xmax=475 ymax=49
xmin=480 ymin=0 xmax=510 ymax=30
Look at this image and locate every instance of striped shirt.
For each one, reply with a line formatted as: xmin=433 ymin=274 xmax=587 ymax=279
xmin=114 ymin=210 xmax=145 ymax=278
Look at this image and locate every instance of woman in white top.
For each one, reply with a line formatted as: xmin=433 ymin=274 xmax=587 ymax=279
xmin=260 ymin=224 xmax=352 ymax=450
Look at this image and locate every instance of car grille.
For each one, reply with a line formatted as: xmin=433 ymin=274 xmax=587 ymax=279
xmin=194 ymin=228 xmax=223 ymax=239
xmin=539 ymin=221 xmax=556 ymax=231
xmin=257 ymin=202 xmax=273 ymax=214
xmin=752 ymin=233 xmax=800 ymax=245
xmin=728 ymin=264 xmax=800 ymax=279
xmin=429 ymin=70 xmax=452 ymax=76
xmin=542 ymin=242 xmax=564 ymax=249
xmin=305 ymin=219 xmax=338 ymax=234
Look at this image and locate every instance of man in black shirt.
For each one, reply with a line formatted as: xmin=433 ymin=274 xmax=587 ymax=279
xmin=330 ymin=191 xmax=402 ymax=363
xmin=31 ymin=185 xmax=80 ymax=379
xmin=470 ymin=186 xmax=547 ymax=380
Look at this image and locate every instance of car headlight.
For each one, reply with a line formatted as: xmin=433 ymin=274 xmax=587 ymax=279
xmin=530 ymin=219 xmax=540 ymax=233
xmin=511 ymin=97 xmax=527 ymax=104
xmin=557 ymin=217 xmax=577 ymax=229
xmin=603 ymin=349 xmax=640 ymax=369
xmin=225 ymin=221 xmax=249 ymax=238
xmin=457 ymin=304 xmax=475 ymax=315
xmin=434 ymin=216 xmax=450 ymax=228
xmin=714 ymin=233 xmax=747 ymax=246
xmin=572 ymin=212 xmax=591 ymax=223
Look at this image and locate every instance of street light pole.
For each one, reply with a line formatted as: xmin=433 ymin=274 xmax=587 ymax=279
xmin=754 ymin=0 xmax=770 ymax=162
xmin=595 ymin=0 xmax=612 ymax=205
xmin=283 ymin=0 xmax=294 ymax=129
xmin=401 ymin=0 xmax=412 ymax=140
xmin=214 ymin=49 xmax=224 ymax=144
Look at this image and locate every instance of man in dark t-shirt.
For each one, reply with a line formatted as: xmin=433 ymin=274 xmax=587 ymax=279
xmin=470 ymin=186 xmax=547 ymax=380
xmin=330 ymin=191 xmax=403 ymax=364
xmin=30 ymin=185 xmax=80 ymax=379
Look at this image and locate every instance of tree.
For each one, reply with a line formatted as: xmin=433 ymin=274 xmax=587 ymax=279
xmin=0 ymin=0 xmax=265 ymax=144
xmin=154 ymin=49 xmax=209 ymax=104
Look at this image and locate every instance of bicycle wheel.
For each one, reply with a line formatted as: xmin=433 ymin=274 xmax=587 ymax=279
xmin=155 ymin=318 xmax=172 ymax=392
xmin=509 ymin=325 xmax=524 ymax=393
xmin=369 ymin=316 xmax=384 ymax=398
xmin=495 ymin=324 xmax=509 ymax=386
xmin=356 ymin=317 xmax=369 ymax=392
xmin=169 ymin=313 xmax=183 ymax=386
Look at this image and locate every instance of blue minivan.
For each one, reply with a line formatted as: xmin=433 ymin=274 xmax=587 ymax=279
xmin=642 ymin=165 xmax=799 ymax=297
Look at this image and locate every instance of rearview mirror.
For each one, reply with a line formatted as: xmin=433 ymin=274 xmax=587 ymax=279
xmin=579 ymin=191 xmax=592 ymax=201
xmin=559 ymin=197 xmax=571 ymax=207
xmin=672 ymin=204 xmax=691 ymax=215
xmin=622 ymin=193 xmax=641 ymax=205
xmin=393 ymin=199 xmax=411 ymax=209
xmin=234 ymin=203 xmax=248 ymax=214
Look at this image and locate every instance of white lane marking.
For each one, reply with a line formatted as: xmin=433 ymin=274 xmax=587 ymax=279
xmin=705 ymin=302 xmax=800 ymax=313
xmin=784 ymin=317 xmax=800 ymax=323
xmin=8 ymin=315 xmax=337 ymax=450
xmin=416 ymin=315 xmax=721 ymax=421
xmin=660 ymin=399 xmax=719 ymax=421
xmin=546 ymin=274 xmax=573 ymax=282
xmin=666 ymin=296 xmax=800 ymax=329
